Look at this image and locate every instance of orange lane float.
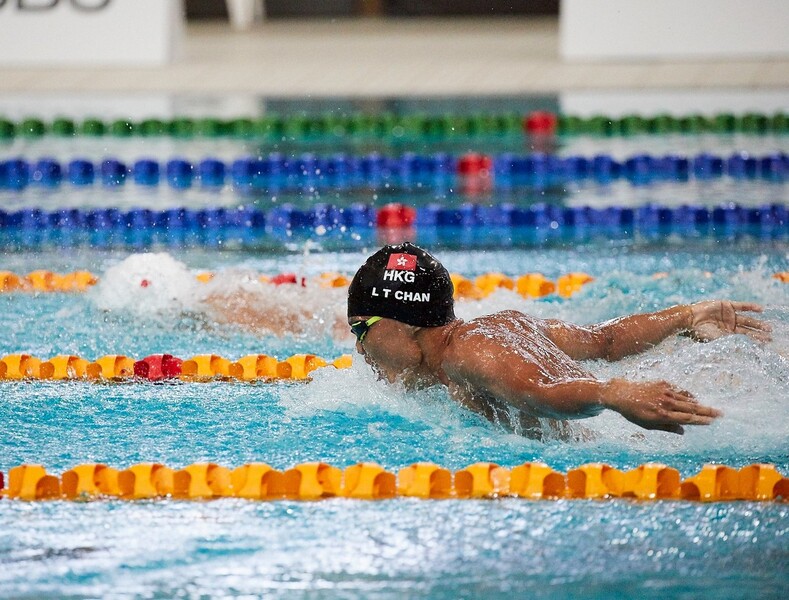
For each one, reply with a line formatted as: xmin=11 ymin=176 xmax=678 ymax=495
xmin=173 ymin=463 xmax=233 ymax=499
xmin=450 ymin=274 xmax=487 ymax=300
xmin=61 ymin=464 xmax=121 ymax=499
xmin=26 ymin=270 xmax=59 ymax=292
xmin=118 ymin=464 xmax=175 ymax=499
xmin=454 ymin=462 xmax=512 ymax=498
xmin=181 ymin=354 xmax=232 ymax=380
xmin=1 ymin=462 xmax=786 ymax=502
xmin=620 ymin=464 xmax=681 ymax=500
xmin=509 ymin=462 xmax=565 ymax=499
xmin=86 ymin=355 xmax=136 ymax=380
xmin=228 ymin=354 xmax=280 ymax=381
xmin=566 ymin=464 xmax=625 ymax=499
xmin=231 ymin=463 xmax=285 ymax=500
xmin=57 ymin=271 xmax=98 ymax=291
xmin=557 ymin=272 xmax=596 ymax=298
xmin=319 ymin=272 xmax=351 ymax=288
xmin=516 ymin=273 xmax=557 ymax=298
xmin=0 ymin=271 xmax=98 ymax=292
xmin=737 ymin=464 xmax=785 ymax=501
xmin=475 ymin=273 xmax=515 ymax=296
xmin=4 ymin=465 xmax=60 ymax=501
xmin=342 ymin=463 xmax=396 ymax=500
xmin=397 ymin=463 xmax=453 ymax=499
xmin=276 ymin=354 xmax=328 ymax=380
xmin=0 ymin=354 xmax=45 ymax=379
xmin=41 ymin=355 xmax=90 ymax=380
xmin=0 ymin=272 xmax=23 ymax=292
xmin=283 ymin=462 xmax=343 ymax=500
xmin=680 ymin=464 xmax=740 ymax=502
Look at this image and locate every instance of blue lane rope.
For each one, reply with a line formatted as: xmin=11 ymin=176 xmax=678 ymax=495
xmin=0 ymin=152 xmax=785 ymax=192
xmin=0 ymin=203 xmax=786 ymax=251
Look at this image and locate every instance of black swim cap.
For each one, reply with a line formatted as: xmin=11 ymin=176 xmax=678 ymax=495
xmin=347 ymin=242 xmax=455 ymax=327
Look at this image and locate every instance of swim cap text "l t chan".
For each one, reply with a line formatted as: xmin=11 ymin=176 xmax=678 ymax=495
xmin=347 ymin=242 xmax=455 ymax=327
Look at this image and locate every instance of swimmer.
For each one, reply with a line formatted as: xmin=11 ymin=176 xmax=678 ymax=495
xmin=347 ymin=242 xmax=772 ymax=436
xmin=94 ymin=253 xmax=349 ymax=338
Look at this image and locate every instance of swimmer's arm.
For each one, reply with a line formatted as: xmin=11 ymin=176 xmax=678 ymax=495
xmin=606 ymin=301 xmax=768 ymax=358
xmin=443 ymin=339 xmax=719 ymax=433
xmin=542 ymin=301 xmax=770 ymax=361
xmin=541 ymin=305 xmax=693 ymax=361
xmin=442 ymin=337 xmax=609 ymax=419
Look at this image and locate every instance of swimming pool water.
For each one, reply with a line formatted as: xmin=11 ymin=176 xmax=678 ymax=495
xmin=0 ymin=243 xmax=787 ymax=599
xmin=1 ymin=94 xmax=788 ymax=597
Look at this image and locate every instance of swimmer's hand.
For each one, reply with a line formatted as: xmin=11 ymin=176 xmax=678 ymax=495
xmin=601 ymin=379 xmax=721 ymax=435
xmin=686 ymin=301 xmax=772 ymax=343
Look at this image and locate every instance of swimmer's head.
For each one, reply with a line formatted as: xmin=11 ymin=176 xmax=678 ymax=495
xmin=347 ymin=242 xmax=455 ymax=327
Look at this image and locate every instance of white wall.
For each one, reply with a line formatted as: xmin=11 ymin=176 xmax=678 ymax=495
xmin=560 ymin=90 xmax=789 ymax=118
xmin=0 ymin=0 xmax=184 ymax=66
xmin=560 ymin=0 xmax=789 ymax=61
xmin=0 ymin=94 xmax=264 ymax=121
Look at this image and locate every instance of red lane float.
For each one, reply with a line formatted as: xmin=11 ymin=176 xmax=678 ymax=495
xmin=376 ymin=203 xmax=416 ymax=228
xmin=270 ymin=273 xmax=305 ymax=286
xmin=524 ymin=110 xmax=558 ymax=135
xmin=457 ymin=152 xmax=492 ymax=176
xmin=133 ymin=354 xmax=184 ymax=381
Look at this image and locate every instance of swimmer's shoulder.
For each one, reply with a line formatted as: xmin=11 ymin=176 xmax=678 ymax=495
xmin=445 ymin=311 xmax=536 ymax=346
xmin=468 ymin=309 xmax=539 ymax=328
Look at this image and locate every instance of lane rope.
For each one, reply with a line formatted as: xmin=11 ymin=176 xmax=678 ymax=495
xmin=1 ymin=462 xmax=785 ymax=502
xmin=2 ymin=269 xmax=787 ymax=297
xmin=1 ymin=203 xmax=787 ymax=244
xmin=0 ymin=269 xmax=597 ymax=298
xmin=1 ymin=110 xmax=786 ymax=140
xmin=0 ymin=353 xmax=352 ymax=382
xmin=1 ymin=151 xmax=785 ymax=192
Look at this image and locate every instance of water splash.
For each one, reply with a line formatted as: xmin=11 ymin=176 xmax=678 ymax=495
xmin=90 ymin=253 xmax=201 ymax=317
xmin=7 ymin=249 xmax=785 ymax=465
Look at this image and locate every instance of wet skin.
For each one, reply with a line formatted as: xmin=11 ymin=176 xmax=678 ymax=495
xmin=350 ymin=301 xmax=771 ymax=436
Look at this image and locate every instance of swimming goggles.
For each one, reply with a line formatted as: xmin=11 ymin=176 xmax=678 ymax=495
xmin=350 ymin=316 xmax=383 ymax=343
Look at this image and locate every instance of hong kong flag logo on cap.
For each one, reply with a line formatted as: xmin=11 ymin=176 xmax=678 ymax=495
xmin=386 ymin=253 xmax=417 ymax=271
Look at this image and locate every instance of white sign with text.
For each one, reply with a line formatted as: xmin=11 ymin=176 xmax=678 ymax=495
xmin=0 ymin=0 xmax=183 ymax=65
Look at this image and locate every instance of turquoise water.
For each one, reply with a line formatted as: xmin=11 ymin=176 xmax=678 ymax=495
xmin=2 ymin=95 xmax=788 ymax=597
xmin=0 ymin=243 xmax=787 ymax=598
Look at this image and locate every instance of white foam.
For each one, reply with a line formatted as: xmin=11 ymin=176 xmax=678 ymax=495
xmin=586 ymin=329 xmax=789 ymax=453
xmin=90 ymin=253 xmax=201 ymax=317
xmin=281 ymin=357 xmax=488 ymax=435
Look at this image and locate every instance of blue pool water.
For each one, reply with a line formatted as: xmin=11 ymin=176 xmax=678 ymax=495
xmin=1 ymin=95 xmax=788 ymax=597
xmin=0 ymin=243 xmax=787 ymax=599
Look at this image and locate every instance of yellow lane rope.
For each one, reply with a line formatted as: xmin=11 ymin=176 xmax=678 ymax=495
xmin=0 ymin=353 xmax=352 ymax=382
xmin=1 ymin=462 xmax=785 ymax=502
xmin=2 ymin=270 xmax=788 ymax=297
